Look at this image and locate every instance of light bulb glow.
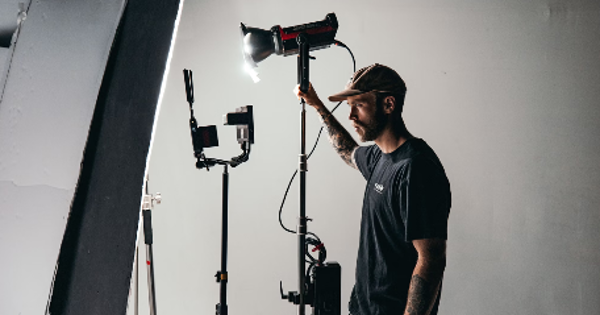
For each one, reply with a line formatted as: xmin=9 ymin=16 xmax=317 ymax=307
xmin=244 ymin=63 xmax=260 ymax=83
xmin=244 ymin=43 xmax=253 ymax=55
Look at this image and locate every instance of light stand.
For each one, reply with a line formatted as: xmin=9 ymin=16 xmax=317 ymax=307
xmin=240 ymin=13 xmax=340 ymax=315
xmin=142 ymin=188 xmax=161 ymax=315
xmin=217 ymin=163 xmax=229 ymax=315
xmin=197 ymin=146 xmax=250 ymax=315
xmin=133 ymin=178 xmax=162 ymax=315
xmin=208 ymin=159 xmax=231 ymax=315
xmin=183 ymin=69 xmax=253 ymax=315
xmin=296 ymin=32 xmax=310 ymax=315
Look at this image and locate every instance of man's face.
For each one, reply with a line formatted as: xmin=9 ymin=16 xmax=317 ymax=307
xmin=347 ymin=92 xmax=387 ymax=142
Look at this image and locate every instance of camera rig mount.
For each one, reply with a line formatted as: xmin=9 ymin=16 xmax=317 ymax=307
xmin=183 ymin=69 xmax=254 ymax=170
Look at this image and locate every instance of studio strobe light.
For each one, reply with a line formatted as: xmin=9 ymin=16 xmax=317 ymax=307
xmin=240 ymin=13 xmax=338 ymax=88
xmin=240 ymin=13 xmax=342 ymax=315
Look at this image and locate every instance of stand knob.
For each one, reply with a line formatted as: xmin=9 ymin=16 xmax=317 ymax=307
xmin=154 ymin=192 xmax=162 ymax=205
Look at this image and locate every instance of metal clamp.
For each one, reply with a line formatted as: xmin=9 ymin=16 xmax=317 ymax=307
xmin=142 ymin=192 xmax=162 ymax=210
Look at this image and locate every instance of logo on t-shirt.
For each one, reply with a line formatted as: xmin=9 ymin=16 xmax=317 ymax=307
xmin=374 ymin=183 xmax=384 ymax=194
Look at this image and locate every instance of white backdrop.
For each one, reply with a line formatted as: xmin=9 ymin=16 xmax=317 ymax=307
xmin=136 ymin=1 xmax=600 ymax=314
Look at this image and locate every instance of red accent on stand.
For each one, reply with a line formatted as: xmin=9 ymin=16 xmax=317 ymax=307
xmin=312 ymin=243 xmax=324 ymax=252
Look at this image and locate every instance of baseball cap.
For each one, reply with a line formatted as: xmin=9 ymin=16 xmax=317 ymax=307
xmin=328 ymin=63 xmax=406 ymax=102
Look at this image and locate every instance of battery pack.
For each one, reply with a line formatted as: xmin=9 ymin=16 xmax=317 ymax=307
xmin=313 ymin=262 xmax=341 ymax=315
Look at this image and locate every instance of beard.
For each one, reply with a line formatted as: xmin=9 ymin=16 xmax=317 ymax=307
xmin=355 ymin=104 xmax=387 ymax=142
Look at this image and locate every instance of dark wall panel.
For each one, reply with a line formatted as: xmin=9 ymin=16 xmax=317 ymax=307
xmin=47 ymin=0 xmax=181 ymax=314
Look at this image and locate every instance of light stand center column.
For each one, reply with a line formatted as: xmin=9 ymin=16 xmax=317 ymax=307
xmin=296 ymin=32 xmax=310 ymax=315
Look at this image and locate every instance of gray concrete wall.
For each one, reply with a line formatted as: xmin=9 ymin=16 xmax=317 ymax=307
xmin=0 ymin=1 xmax=126 ymax=314
xmin=140 ymin=0 xmax=600 ymax=314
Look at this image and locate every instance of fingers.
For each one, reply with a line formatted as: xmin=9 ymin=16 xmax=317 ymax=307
xmin=294 ymin=83 xmax=314 ymax=95
xmin=305 ymin=82 xmax=314 ymax=95
xmin=293 ymin=82 xmax=324 ymax=108
xmin=293 ymin=85 xmax=304 ymax=101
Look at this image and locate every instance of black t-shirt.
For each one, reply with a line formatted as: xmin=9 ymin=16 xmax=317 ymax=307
xmin=349 ymin=138 xmax=451 ymax=315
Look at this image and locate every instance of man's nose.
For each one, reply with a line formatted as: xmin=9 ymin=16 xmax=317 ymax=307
xmin=348 ymin=106 xmax=357 ymax=120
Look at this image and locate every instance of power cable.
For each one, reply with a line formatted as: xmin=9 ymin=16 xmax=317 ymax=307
xmin=278 ymin=41 xmax=357 ymax=234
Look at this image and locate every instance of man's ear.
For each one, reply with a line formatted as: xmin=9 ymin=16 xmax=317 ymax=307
xmin=383 ymin=96 xmax=396 ymax=114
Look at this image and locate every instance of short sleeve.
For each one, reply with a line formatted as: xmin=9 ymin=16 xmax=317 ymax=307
xmin=399 ymin=156 xmax=451 ymax=241
xmin=354 ymin=145 xmax=382 ymax=180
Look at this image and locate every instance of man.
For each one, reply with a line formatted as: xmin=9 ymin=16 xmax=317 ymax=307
xmin=294 ymin=63 xmax=451 ymax=315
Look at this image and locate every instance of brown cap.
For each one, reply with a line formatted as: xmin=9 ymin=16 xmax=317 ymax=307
xmin=328 ymin=63 xmax=406 ymax=102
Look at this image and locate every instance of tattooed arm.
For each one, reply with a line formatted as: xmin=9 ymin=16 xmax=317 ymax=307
xmin=294 ymin=83 xmax=358 ymax=169
xmin=404 ymin=238 xmax=446 ymax=315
